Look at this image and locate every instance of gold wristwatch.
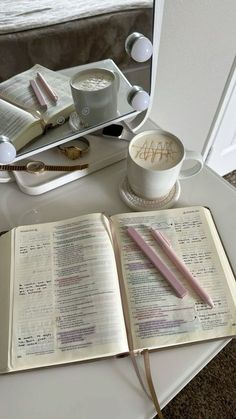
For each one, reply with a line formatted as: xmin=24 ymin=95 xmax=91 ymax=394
xmin=58 ymin=137 xmax=90 ymax=160
xmin=0 ymin=161 xmax=89 ymax=174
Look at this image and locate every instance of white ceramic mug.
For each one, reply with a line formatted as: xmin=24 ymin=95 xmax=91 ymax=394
xmin=127 ymin=129 xmax=203 ymax=199
xmin=70 ymin=68 xmax=119 ymax=127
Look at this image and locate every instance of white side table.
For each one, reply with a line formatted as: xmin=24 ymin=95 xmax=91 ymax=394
xmin=0 ymin=158 xmax=235 ymax=419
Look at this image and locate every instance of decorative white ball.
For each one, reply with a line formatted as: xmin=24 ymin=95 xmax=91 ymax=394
xmin=131 ymin=36 xmax=153 ymax=62
xmin=0 ymin=139 xmax=16 ymax=164
xmin=131 ymin=90 xmax=150 ymax=112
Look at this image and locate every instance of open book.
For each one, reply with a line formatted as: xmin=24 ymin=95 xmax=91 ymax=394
xmin=0 ymin=206 xmax=235 ymax=373
xmin=0 ymin=64 xmax=74 ymax=151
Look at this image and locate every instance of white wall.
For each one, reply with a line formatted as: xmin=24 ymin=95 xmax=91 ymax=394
xmin=150 ymin=0 xmax=236 ymax=153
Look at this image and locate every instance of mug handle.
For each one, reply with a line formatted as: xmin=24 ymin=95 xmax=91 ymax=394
xmin=179 ymin=150 xmax=203 ymax=179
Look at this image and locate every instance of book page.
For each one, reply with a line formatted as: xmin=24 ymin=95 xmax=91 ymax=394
xmin=0 ymin=232 xmax=13 ymax=372
xmin=0 ymin=64 xmax=74 ymax=126
xmin=0 ymin=98 xmax=43 ymax=146
xmin=9 ymin=214 xmax=128 ymax=371
xmin=111 ymin=207 xmax=236 ymax=351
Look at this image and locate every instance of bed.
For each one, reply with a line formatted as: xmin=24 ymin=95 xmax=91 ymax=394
xmin=0 ymin=0 xmax=153 ymax=82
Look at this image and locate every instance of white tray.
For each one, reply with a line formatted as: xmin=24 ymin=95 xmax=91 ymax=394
xmin=12 ymin=134 xmax=128 ymax=195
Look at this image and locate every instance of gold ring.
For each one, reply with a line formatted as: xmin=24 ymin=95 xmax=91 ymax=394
xmin=58 ymin=137 xmax=90 ymax=160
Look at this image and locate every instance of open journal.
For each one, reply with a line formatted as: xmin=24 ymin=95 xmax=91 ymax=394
xmin=0 ymin=64 xmax=74 ymax=151
xmin=0 ymin=206 xmax=235 ymax=373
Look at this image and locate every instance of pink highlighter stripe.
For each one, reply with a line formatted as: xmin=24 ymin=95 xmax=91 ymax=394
xmin=127 ymin=227 xmax=187 ymax=298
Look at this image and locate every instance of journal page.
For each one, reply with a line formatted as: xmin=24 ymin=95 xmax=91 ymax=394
xmin=111 ymin=207 xmax=236 ymax=351
xmin=10 ymin=213 xmax=128 ymax=371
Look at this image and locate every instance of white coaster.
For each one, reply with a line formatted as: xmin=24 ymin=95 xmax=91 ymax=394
xmin=69 ymin=111 xmax=121 ymax=132
xmin=69 ymin=112 xmax=83 ymax=131
xmin=119 ymin=177 xmax=181 ymax=211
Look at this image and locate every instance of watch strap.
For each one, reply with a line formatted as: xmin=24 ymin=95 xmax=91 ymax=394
xmin=0 ymin=164 xmax=27 ymax=171
xmin=44 ymin=163 xmax=89 ymax=171
xmin=0 ymin=162 xmax=89 ymax=172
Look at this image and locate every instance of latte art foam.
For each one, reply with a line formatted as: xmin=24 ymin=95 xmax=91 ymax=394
xmin=130 ymin=133 xmax=183 ymax=170
xmin=73 ymin=71 xmax=113 ymax=91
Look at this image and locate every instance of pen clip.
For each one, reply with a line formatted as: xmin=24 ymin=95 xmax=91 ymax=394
xmin=158 ymin=231 xmax=171 ymax=247
xmin=151 ymin=228 xmax=172 ymax=247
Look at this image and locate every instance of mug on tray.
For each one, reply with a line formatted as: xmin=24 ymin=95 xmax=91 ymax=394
xmin=70 ymin=68 xmax=119 ymax=127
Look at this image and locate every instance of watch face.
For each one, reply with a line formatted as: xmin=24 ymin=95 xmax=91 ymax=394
xmin=26 ymin=161 xmax=45 ymax=174
xmin=63 ymin=147 xmax=82 ymax=160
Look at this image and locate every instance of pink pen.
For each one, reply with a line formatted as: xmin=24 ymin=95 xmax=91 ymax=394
xmin=150 ymin=228 xmax=214 ymax=308
xmin=30 ymin=79 xmax=47 ymax=110
xmin=127 ymin=227 xmax=187 ymax=298
xmin=37 ymin=72 xmax=58 ymax=103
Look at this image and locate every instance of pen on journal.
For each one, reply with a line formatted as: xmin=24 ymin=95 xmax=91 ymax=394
xmin=37 ymin=72 xmax=58 ymax=103
xmin=30 ymin=79 xmax=47 ymax=110
xmin=127 ymin=227 xmax=187 ymax=298
xmin=150 ymin=228 xmax=214 ymax=308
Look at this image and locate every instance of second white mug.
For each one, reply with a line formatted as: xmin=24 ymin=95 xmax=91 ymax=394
xmin=127 ymin=129 xmax=203 ymax=199
xmin=70 ymin=67 xmax=119 ymax=127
